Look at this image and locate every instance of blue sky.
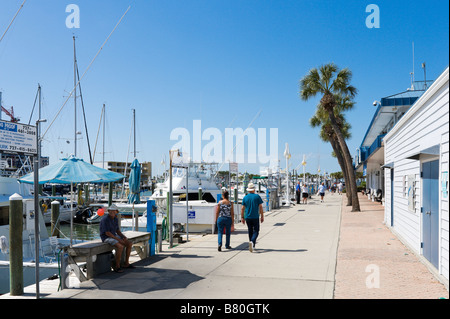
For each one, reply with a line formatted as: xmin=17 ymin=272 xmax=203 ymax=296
xmin=1 ymin=0 xmax=449 ymax=176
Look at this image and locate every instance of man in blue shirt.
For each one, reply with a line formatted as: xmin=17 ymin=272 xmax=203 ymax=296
xmin=241 ymin=183 xmax=264 ymax=252
xmin=99 ymin=204 xmax=134 ymax=272
xmin=295 ymin=181 xmax=301 ymax=204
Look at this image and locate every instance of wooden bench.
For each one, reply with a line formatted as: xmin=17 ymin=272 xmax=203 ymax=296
xmin=64 ymin=231 xmax=151 ymax=283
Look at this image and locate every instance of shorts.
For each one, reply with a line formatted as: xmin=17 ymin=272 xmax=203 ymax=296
xmin=104 ymin=237 xmax=119 ymax=246
xmin=302 ymin=193 xmax=308 ymax=198
xmin=319 ymin=192 xmax=325 ymax=197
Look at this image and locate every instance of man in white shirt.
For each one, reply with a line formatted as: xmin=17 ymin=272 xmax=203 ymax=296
xmin=318 ymin=183 xmax=326 ymax=203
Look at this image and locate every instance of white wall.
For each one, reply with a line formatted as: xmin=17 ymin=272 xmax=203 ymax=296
xmin=384 ymin=67 xmax=449 ymax=281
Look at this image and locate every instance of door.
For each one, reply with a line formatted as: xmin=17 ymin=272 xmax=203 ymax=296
xmin=390 ymin=168 xmax=394 ymax=227
xmin=422 ymin=160 xmax=439 ymax=268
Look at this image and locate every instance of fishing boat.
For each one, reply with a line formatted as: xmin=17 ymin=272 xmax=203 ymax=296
xmin=120 ymin=161 xmax=223 ymax=233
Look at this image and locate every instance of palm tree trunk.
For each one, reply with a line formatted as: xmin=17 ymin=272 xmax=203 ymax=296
xmin=327 ymin=110 xmax=361 ymax=212
xmin=329 ymin=136 xmax=351 ymax=206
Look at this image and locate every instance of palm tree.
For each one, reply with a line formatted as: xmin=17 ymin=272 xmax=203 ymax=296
xmin=299 ymin=63 xmax=360 ymax=212
xmin=310 ymin=94 xmax=353 ymax=206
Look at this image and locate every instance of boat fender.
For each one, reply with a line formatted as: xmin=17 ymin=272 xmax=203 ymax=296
xmin=0 ymin=236 xmax=8 ymax=253
xmin=42 ymin=203 xmax=48 ymax=212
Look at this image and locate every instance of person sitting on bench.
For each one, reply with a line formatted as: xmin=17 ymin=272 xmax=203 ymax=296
xmin=99 ymin=204 xmax=135 ymax=272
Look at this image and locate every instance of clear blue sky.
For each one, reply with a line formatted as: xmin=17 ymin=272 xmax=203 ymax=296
xmin=1 ymin=0 xmax=448 ymax=177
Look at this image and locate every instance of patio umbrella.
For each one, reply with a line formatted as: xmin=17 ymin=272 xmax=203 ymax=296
xmin=127 ymin=158 xmax=141 ymax=204
xmin=127 ymin=158 xmax=141 ymax=230
xmin=19 ymin=155 xmax=125 ymax=245
xmin=19 ymin=155 xmax=125 ymax=185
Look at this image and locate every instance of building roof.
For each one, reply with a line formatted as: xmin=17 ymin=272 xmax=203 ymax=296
xmin=360 ymin=89 xmax=425 ymax=149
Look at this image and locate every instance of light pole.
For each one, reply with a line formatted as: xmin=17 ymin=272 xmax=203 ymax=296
xmin=284 ymin=143 xmax=291 ymax=207
xmin=168 ymin=149 xmax=181 ymax=248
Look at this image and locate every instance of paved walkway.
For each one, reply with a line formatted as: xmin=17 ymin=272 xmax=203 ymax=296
xmin=37 ymin=193 xmax=342 ymax=299
xmin=334 ymin=193 xmax=449 ymax=299
xmin=2 ymin=192 xmax=448 ymax=300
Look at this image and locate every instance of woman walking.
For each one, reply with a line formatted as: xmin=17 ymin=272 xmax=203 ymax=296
xmin=215 ymin=191 xmax=235 ymax=251
xmin=301 ymin=183 xmax=309 ymax=204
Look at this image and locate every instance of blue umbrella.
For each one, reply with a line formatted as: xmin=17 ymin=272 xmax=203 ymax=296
xmin=127 ymin=158 xmax=141 ymax=204
xmin=19 ymin=155 xmax=125 ymax=185
xmin=19 ymin=155 xmax=125 ymax=246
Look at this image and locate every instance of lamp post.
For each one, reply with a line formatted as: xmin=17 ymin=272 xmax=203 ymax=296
xmin=168 ymin=149 xmax=180 ymax=248
xmin=283 ymin=143 xmax=291 ymax=207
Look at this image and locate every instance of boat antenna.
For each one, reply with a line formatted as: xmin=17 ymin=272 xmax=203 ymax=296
xmin=0 ymin=0 xmax=27 ymax=43
xmin=42 ymin=5 xmax=132 ymax=140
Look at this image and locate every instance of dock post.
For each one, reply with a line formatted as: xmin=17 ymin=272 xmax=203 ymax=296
xmin=146 ymin=200 xmax=156 ymax=256
xmin=158 ymin=229 xmax=162 ymax=252
xmin=9 ymin=193 xmax=23 ymax=296
xmin=51 ymin=200 xmax=60 ymax=237
xmin=198 ymin=187 xmax=202 ymax=200
xmin=108 ymin=182 xmax=113 ymax=207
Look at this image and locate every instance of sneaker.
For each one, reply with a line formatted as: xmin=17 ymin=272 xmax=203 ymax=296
xmin=249 ymin=241 xmax=253 ymax=253
xmin=218 ymin=245 xmax=222 ymax=252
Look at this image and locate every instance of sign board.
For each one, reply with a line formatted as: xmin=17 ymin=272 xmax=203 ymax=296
xmin=188 ymin=210 xmax=195 ymax=219
xmin=0 ymin=120 xmax=37 ymax=155
xmin=229 ymin=162 xmax=238 ymax=174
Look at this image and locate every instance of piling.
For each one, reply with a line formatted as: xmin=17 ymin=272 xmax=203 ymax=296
xmin=84 ymin=184 xmax=90 ymax=205
xmin=51 ymin=200 xmax=60 ymax=238
xmin=108 ymin=182 xmax=113 ymax=207
xmin=9 ymin=193 xmax=23 ymax=296
xmin=198 ymin=187 xmax=202 ymax=200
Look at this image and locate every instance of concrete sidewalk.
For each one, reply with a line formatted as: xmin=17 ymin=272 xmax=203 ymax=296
xmin=42 ymin=193 xmax=342 ymax=299
xmin=3 ymin=191 xmax=448 ymax=299
xmin=334 ymin=193 xmax=449 ymax=299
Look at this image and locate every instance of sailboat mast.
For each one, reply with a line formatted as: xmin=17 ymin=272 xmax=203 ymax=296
xmin=103 ymin=104 xmax=105 ymax=169
xmin=133 ymin=108 xmax=136 ymax=158
xmin=73 ymin=36 xmax=77 ymax=157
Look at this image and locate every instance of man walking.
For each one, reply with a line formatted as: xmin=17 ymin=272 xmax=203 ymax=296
xmin=241 ymin=183 xmax=264 ymax=252
xmin=296 ymin=181 xmax=301 ymax=204
xmin=318 ymin=182 xmax=326 ymax=203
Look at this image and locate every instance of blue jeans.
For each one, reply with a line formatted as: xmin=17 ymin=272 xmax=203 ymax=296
xmin=245 ymin=218 xmax=260 ymax=246
xmin=217 ymin=217 xmax=232 ymax=247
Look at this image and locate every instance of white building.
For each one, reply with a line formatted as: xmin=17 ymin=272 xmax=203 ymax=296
xmin=384 ymin=66 xmax=449 ymax=286
xmin=354 ymin=82 xmax=430 ymax=203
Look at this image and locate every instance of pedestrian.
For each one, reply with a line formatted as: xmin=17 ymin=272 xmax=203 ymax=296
xmin=338 ymin=182 xmax=343 ymax=195
xmin=215 ymin=191 xmax=234 ymax=251
xmin=318 ymin=182 xmax=326 ymax=203
xmin=296 ymin=181 xmax=301 ymax=204
xmin=241 ymin=183 xmax=264 ymax=252
xmin=99 ymin=204 xmax=135 ymax=273
xmin=301 ymin=183 xmax=309 ymax=204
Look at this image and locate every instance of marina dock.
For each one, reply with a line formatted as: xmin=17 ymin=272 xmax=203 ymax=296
xmin=1 ymin=193 xmax=447 ymax=300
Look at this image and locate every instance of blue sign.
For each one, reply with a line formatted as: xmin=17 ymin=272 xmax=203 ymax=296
xmin=188 ymin=210 xmax=195 ymax=219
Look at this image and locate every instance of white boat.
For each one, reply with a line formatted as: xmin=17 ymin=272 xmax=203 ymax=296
xmin=120 ymin=200 xmax=221 ymax=234
xmin=41 ymin=198 xmax=78 ymax=225
xmin=151 ymin=162 xmax=222 ymax=204
xmin=86 ymin=202 xmax=148 ymax=224
xmin=0 ymin=177 xmax=83 ymax=294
